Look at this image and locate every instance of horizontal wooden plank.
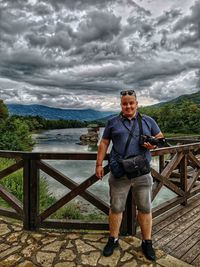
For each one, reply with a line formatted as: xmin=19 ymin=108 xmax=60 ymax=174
xmin=192 ymin=249 xmax=200 ymax=266
xmin=171 ymin=228 xmax=200 ymax=260
xmin=153 ymin=204 xmax=200 ymax=246
xmin=163 ymin=219 xmax=200 ymax=255
xmin=152 ymin=196 xmax=185 ymax=218
xmin=0 ymin=206 xmax=22 ymax=220
xmin=151 ymin=142 xmax=200 ymax=156
xmin=40 ymin=218 xmax=109 ymax=231
xmin=151 ymin=194 xmax=200 ymax=265
xmin=153 ymin=194 xmax=200 ymax=231
xmin=0 ymin=142 xmax=200 ymax=159
xmin=181 ymin=240 xmax=200 ymax=264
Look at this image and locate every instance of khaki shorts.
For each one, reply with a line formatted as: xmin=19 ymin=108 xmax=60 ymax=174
xmin=109 ymin=173 xmax=153 ymax=213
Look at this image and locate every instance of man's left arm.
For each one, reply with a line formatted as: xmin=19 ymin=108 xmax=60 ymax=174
xmin=143 ymin=117 xmax=164 ymax=150
xmin=154 ymin=131 xmax=164 ymax=138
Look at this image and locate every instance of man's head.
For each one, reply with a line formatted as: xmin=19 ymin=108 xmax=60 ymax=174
xmin=120 ymin=90 xmax=138 ymax=118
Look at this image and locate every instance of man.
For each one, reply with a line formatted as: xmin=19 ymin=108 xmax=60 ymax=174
xmin=95 ymin=90 xmax=164 ymax=261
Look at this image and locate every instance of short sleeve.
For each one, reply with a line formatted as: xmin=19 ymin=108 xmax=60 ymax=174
xmin=143 ymin=116 xmax=161 ymax=136
xmin=149 ymin=117 xmax=161 ymax=135
xmin=102 ymin=119 xmax=112 ymax=140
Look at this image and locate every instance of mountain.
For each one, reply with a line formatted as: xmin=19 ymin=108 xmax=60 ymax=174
xmin=7 ymin=91 xmax=200 ymax=122
xmin=7 ymin=104 xmax=115 ymax=121
xmin=93 ymin=113 xmax=118 ymax=123
xmin=150 ymin=91 xmax=200 ymax=108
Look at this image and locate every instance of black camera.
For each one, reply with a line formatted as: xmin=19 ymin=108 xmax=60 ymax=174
xmin=140 ymin=135 xmax=166 ymax=146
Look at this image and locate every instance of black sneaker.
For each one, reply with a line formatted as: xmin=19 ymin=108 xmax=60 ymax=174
xmin=141 ymin=240 xmax=156 ymax=261
xmin=103 ymin=236 xmax=119 ymax=257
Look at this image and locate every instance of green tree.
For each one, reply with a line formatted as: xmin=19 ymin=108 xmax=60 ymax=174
xmin=0 ymin=117 xmax=34 ymax=151
xmin=139 ymin=100 xmax=200 ymax=134
xmin=0 ymin=99 xmax=9 ymax=121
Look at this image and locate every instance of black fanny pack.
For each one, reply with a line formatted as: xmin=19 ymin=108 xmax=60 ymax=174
xmin=121 ymin=154 xmax=150 ymax=179
xmin=109 ymin=149 xmax=150 ymax=179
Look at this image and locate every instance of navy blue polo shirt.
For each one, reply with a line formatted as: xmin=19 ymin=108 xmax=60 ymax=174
xmin=102 ymin=112 xmax=161 ymax=162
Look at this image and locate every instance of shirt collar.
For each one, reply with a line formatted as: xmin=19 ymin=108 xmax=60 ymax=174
xmin=119 ymin=111 xmax=138 ymax=121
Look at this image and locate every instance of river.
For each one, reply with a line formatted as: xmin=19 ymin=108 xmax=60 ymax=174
xmin=32 ymin=128 xmax=176 ymax=209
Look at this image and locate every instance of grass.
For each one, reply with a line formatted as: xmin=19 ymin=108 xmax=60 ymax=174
xmin=164 ymin=133 xmax=200 ymax=137
xmin=0 ymin=158 xmax=106 ymax=222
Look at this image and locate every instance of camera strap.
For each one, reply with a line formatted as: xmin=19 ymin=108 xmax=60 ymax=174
xmin=122 ymin=113 xmax=144 ymax=158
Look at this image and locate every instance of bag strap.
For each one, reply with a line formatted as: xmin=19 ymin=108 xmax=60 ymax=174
xmin=122 ymin=112 xmax=143 ymax=157
xmin=122 ymin=119 xmax=137 ymax=157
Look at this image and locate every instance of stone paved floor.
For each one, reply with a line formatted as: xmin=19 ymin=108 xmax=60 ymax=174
xmin=0 ymin=217 xmax=194 ymax=267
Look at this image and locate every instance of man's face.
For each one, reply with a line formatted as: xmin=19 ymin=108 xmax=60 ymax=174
xmin=121 ymin=95 xmax=138 ymax=118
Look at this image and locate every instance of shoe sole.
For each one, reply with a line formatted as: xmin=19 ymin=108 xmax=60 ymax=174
xmin=103 ymin=243 xmax=119 ymax=257
xmin=142 ymin=248 xmax=156 ymax=261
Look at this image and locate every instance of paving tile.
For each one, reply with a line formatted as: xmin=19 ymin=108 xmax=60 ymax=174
xmin=0 ymin=217 xmax=195 ymax=267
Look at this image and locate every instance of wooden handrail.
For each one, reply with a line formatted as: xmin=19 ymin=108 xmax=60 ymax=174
xmin=0 ymin=141 xmax=200 ymax=234
xmin=0 ymin=141 xmax=200 ymax=158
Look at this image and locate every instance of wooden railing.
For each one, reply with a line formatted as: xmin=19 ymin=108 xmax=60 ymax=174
xmin=0 ymin=141 xmax=200 ymax=235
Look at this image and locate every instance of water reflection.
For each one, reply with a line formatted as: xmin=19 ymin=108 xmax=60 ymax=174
xmin=77 ymin=141 xmax=98 ymax=152
xmin=33 ymin=128 xmax=176 ymax=208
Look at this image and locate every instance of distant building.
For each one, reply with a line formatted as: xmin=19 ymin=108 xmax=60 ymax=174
xmin=80 ymin=124 xmax=99 ymax=143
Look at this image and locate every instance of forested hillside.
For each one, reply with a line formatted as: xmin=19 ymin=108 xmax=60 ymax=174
xmin=1 ymin=91 xmax=200 ymax=136
xmin=139 ymin=100 xmax=200 ymax=134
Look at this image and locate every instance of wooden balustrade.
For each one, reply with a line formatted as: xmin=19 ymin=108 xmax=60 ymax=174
xmin=0 ymin=141 xmax=200 ymax=235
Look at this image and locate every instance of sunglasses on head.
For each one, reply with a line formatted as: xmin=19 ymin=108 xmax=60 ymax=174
xmin=120 ymin=90 xmax=136 ymax=96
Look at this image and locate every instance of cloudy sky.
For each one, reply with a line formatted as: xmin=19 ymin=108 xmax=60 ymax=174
xmin=0 ymin=0 xmax=200 ymax=111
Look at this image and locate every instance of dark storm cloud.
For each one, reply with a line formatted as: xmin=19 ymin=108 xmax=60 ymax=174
xmin=160 ymin=30 xmax=168 ymax=47
xmin=69 ymin=42 xmax=127 ymax=67
xmin=46 ymin=31 xmax=71 ymax=51
xmin=25 ymin=20 xmax=74 ymax=50
xmin=33 ymin=3 xmax=52 ymax=16
xmin=127 ymin=0 xmax=151 ymax=16
xmin=76 ymin=11 xmax=121 ymax=44
xmin=0 ymin=6 xmax=33 ymax=36
xmin=173 ymin=1 xmax=200 ymax=48
xmin=138 ymin=23 xmax=154 ymax=39
xmin=124 ymin=59 xmax=186 ymax=85
xmin=196 ymin=69 xmax=200 ymax=88
xmin=0 ymin=49 xmax=51 ymax=82
xmin=186 ymin=60 xmax=200 ymax=69
xmin=157 ymin=9 xmax=182 ymax=26
xmin=25 ymin=33 xmax=47 ymax=48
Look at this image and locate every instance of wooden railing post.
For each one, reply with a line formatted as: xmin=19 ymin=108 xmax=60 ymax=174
xmin=121 ymin=188 xmax=137 ymax=236
xmin=159 ymin=155 xmax=165 ymax=173
xmin=180 ymin=154 xmax=188 ymax=206
xmin=23 ymin=156 xmax=39 ymax=230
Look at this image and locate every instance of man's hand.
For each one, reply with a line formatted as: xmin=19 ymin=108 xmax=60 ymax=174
xmin=95 ymin=138 xmax=110 ymax=180
xmin=96 ymin=165 xmax=104 ymax=180
xmin=142 ymin=142 xmax=157 ymax=150
xmin=142 ymin=132 xmax=164 ymax=150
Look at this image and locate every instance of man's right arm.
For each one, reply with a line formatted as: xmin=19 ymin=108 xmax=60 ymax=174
xmin=95 ymin=138 xmax=110 ymax=179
